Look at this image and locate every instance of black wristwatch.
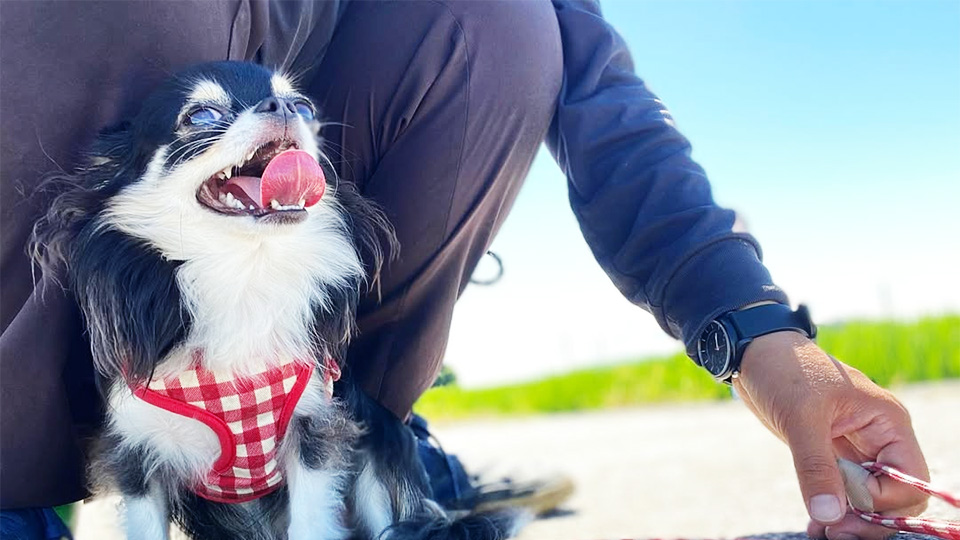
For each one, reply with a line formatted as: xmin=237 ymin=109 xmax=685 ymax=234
xmin=695 ymin=303 xmax=817 ymax=383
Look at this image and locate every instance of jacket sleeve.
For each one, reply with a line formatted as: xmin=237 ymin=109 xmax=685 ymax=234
xmin=546 ymin=0 xmax=790 ymax=356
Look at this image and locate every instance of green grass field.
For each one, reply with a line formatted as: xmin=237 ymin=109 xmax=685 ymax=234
xmin=414 ymin=314 xmax=959 ymax=421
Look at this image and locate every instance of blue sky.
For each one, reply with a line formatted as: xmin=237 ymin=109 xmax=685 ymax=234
xmin=445 ymin=0 xmax=960 ymax=387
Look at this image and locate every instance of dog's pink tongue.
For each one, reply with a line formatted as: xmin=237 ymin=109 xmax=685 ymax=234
xmin=260 ymin=149 xmax=326 ymax=208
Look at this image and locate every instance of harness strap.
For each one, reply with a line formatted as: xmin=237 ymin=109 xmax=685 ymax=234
xmin=322 ymin=356 xmax=341 ymax=396
xmin=128 ymin=355 xmax=341 ymax=503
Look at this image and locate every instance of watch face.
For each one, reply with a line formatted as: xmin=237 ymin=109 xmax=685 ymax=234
xmin=697 ymin=321 xmax=731 ymax=376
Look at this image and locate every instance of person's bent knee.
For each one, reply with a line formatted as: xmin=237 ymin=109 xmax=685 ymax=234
xmin=434 ymin=0 xmax=563 ymax=113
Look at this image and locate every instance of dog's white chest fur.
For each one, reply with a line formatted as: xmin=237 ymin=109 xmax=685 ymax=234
xmin=105 ymin=153 xmax=365 ymax=372
xmin=110 ymin=376 xmax=221 ymax=480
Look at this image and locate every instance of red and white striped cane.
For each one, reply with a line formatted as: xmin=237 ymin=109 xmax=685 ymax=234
xmin=841 ymin=460 xmax=960 ymax=540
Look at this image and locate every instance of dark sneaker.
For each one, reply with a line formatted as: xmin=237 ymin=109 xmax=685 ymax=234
xmin=466 ymin=475 xmax=575 ymax=516
xmin=408 ymin=414 xmax=575 ymax=516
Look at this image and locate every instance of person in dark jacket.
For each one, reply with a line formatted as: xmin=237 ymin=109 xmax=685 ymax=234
xmin=0 ymin=2 xmax=928 ymax=539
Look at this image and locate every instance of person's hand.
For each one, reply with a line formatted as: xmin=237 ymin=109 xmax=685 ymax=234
xmin=732 ymin=331 xmax=929 ymax=540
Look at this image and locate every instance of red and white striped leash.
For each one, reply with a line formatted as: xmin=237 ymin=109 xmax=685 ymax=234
xmin=847 ymin=461 xmax=960 ymax=540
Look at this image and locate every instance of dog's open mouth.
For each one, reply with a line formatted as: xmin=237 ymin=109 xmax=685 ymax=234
xmin=196 ymin=139 xmax=326 ymax=223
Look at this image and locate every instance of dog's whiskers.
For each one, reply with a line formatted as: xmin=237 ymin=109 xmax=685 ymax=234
xmin=166 ymin=137 xmax=221 ymax=168
xmin=169 ymin=126 xmax=228 ymax=144
xmin=165 ymin=128 xmax=228 ymax=154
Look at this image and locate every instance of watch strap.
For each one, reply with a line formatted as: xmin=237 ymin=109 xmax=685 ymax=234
xmin=726 ymin=303 xmax=817 ymax=342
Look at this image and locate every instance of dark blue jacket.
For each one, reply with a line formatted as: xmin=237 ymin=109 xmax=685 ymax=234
xmin=549 ymin=0 xmax=788 ymax=355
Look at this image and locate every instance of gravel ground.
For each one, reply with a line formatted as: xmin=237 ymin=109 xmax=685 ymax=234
xmin=74 ymin=381 xmax=959 ymax=539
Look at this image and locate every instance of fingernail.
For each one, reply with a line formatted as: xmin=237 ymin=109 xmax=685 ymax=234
xmin=809 ymin=494 xmax=844 ymax=522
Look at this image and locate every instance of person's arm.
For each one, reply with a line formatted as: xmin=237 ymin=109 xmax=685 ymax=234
xmin=545 ymin=2 xmax=929 ymax=538
xmin=545 ymin=0 xmax=787 ymax=356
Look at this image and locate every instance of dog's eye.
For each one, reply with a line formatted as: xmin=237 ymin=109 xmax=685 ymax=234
xmin=185 ymin=107 xmax=224 ymax=127
xmin=293 ymin=101 xmax=315 ymax=121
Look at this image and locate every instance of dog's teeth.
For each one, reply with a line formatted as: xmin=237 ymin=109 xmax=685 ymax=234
xmin=270 ymin=199 xmax=281 ymax=210
xmin=223 ymin=167 xmax=232 ymax=179
xmin=226 ymin=194 xmax=246 ymax=211
xmin=248 ymin=204 xmax=255 ymax=210
xmin=298 ymin=198 xmax=305 ymax=208
xmin=246 ymin=150 xmax=256 ymax=162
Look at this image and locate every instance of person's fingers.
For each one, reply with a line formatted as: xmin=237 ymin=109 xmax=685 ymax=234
xmin=785 ymin=419 xmax=847 ymax=525
xmin=834 ymin=450 xmax=928 ymax=516
xmin=832 ymin=437 xmax=870 ymax=464
xmin=834 ymin=513 xmax=904 ymax=540
xmin=847 ymin=412 xmax=930 ymax=515
xmin=858 ymin=471 xmax=929 ymax=515
xmin=827 ymin=515 xmax=899 ymax=540
xmin=807 ymin=517 xmax=827 ymax=538
xmin=867 ymin=440 xmax=930 ymax=515
xmin=811 ymin=440 xmax=929 ymax=540
xmin=808 ymin=514 xmax=899 ymax=540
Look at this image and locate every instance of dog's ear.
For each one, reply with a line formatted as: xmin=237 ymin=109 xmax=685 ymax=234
xmin=83 ymin=121 xmax=139 ymax=185
xmin=31 ymin=121 xmax=187 ymax=381
xmin=29 ymin=121 xmax=136 ymax=284
xmin=71 ymin=227 xmax=189 ymax=382
xmin=334 ymin=178 xmax=399 ymax=298
xmin=306 ymin=158 xmax=397 ymax=363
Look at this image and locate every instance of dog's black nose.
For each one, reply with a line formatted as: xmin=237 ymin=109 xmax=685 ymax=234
xmin=254 ymin=97 xmax=298 ymax=117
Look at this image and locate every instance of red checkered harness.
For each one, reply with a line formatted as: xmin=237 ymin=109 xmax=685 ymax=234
xmin=132 ymin=355 xmax=341 ymax=503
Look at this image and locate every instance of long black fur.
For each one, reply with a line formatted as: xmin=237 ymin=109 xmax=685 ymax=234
xmin=31 ymin=123 xmax=188 ymax=384
xmin=338 ymin=376 xmax=525 ymax=540
xmin=30 ymin=61 xmax=521 ymax=540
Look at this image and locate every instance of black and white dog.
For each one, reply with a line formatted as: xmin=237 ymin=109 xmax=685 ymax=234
xmin=31 ymin=61 xmax=523 ymax=540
